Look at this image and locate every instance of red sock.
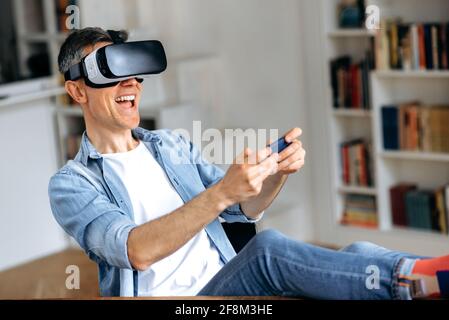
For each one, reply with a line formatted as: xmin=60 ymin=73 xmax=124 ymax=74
xmin=413 ymin=255 xmax=449 ymax=275
xmin=408 ymin=255 xmax=449 ymax=298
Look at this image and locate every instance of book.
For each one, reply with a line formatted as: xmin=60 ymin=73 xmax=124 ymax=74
xmin=358 ymin=143 xmax=367 ymax=186
xmin=340 ymin=139 xmax=372 ymax=187
xmin=417 ymin=24 xmax=427 ymax=70
xmin=431 ymin=24 xmax=440 ymax=70
xmin=341 ymin=194 xmax=378 ymax=229
xmin=446 ymin=24 xmax=449 ymax=70
xmin=375 ymin=19 xmax=391 ymax=70
xmin=389 ymin=21 xmax=399 ymax=69
xmin=407 ymin=104 xmax=419 ymax=151
xmin=437 ymin=107 xmax=448 ymax=152
xmin=435 ymin=187 xmax=448 ymax=234
xmin=444 ymin=185 xmax=449 ymax=233
xmin=398 ymin=24 xmax=412 ymax=70
xmin=440 ymin=23 xmax=448 ymax=69
xmin=425 ymin=106 xmax=449 ymax=153
xmin=390 ymin=184 xmax=417 ymax=227
xmin=419 ymin=107 xmax=431 ymax=151
xmin=361 ymin=57 xmax=370 ymax=108
xmin=330 ymin=53 xmax=372 ymax=109
xmin=410 ymin=24 xmax=420 ymax=70
xmin=381 ymin=106 xmax=399 ymax=150
xmin=381 ymin=103 xmax=449 ymax=154
xmin=375 ymin=21 xmax=449 ymax=71
xmin=405 ymin=190 xmax=436 ymax=231
xmin=330 ymin=56 xmax=351 ymax=108
xmin=430 ymin=107 xmax=446 ymax=152
xmin=424 ymin=24 xmax=434 ymax=69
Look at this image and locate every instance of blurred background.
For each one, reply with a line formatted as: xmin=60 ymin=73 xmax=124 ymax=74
xmin=0 ymin=0 xmax=448 ymax=298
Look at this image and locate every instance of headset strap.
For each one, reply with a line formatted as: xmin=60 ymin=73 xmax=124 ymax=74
xmin=64 ymin=62 xmax=84 ymax=81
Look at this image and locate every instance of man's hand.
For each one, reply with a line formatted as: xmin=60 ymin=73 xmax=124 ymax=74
xmin=275 ymin=127 xmax=306 ymax=175
xmin=217 ymin=147 xmax=279 ymax=206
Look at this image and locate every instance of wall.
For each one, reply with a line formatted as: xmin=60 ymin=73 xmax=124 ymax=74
xmin=0 ymin=100 xmax=68 ymax=271
xmin=298 ymin=0 xmax=334 ymax=244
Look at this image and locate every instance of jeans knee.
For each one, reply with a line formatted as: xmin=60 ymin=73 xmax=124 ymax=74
xmin=340 ymin=241 xmax=377 ymax=254
xmin=249 ymin=229 xmax=286 ymax=252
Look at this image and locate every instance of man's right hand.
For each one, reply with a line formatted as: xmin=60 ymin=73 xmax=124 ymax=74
xmin=217 ymin=147 xmax=279 ymax=205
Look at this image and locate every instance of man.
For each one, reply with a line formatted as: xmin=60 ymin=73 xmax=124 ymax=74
xmin=49 ymin=27 xmax=448 ymax=299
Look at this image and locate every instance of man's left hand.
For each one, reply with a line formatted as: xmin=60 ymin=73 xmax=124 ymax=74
xmin=274 ymin=127 xmax=306 ymax=175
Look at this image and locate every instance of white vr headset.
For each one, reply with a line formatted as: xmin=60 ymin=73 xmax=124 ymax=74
xmin=64 ymin=40 xmax=167 ymax=88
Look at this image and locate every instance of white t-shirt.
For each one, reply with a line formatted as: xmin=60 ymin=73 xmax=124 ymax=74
xmin=102 ymin=141 xmax=223 ymax=296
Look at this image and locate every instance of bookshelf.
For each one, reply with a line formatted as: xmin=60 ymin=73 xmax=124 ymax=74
xmin=327 ymin=29 xmax=375 ymax=38
xmin=380 ymin=150 xmax=449 ymax=163
xmin=338 ymin=185 xmax=377 ymax=196
xmin=12 ymin=0 xmax=77 ymax=79
xmin=373 ymin=70 xmax=449 ymax=78
xmin=318 ymin=0 xmax=449 ymax=255
xmin=332 ymin=109 xmax=372 ymax=118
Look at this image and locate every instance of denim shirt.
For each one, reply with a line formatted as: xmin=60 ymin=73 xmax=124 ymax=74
xmin=48 ymin=127 xmax=259 ymax=297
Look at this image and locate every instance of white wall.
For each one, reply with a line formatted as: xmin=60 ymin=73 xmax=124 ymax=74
xmin=298 ymin=0 xmax=334 ymax=244
xmin=0 ymin=101 xmax=68 ymax=271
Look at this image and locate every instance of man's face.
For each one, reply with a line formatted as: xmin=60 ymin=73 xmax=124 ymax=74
xmin=79 ymin=41 xmax=142 ymax=131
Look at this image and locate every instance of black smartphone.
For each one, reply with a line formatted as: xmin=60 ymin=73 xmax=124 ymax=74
xmin=268 ymin=137 xmax=291 ymax=154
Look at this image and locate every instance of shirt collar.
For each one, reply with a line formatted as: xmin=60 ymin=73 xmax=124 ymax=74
xmin=76 ymin=127 xmax=162 ymax=166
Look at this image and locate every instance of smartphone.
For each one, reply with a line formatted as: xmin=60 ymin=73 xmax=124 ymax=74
xmin=268 ymin=137 xmax=291 ymax=154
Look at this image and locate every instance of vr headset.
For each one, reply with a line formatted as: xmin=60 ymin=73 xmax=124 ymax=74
xmin=64 ymin=40 xmax=167 ymax=88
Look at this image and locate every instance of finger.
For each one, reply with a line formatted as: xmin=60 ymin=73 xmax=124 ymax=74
xmin=235 ymin=148 xmax=253 ymax=165
xmin=278 ymin=140 xmax=302 ymax=162
xmin=281 ymin=152 xmax=305 ymax=172
xmin=254 ymin=154 xmax=279 ymax=180
xmin=256 ymin=147 xmax=272 ymax=164
xmin=278 ymin=147 xmax=305 ymax=170
xmin=284 ymin=127 xmax=302 ymax=143
xmin=252 ymin=164 xmax=277 ymax=185
xmin=246 ymin=146 xmax=273 ymax=165
xmin=248 ymin=154 xmax=277 ymax=177
xmin=281 ymin=158 xmax=305 ymax=173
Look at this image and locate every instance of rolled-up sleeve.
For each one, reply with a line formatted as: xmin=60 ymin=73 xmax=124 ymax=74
xmin=221 ymin=203 xmax=264 ymax=223
xmin=48 ymin=171 xmax=137 ymax=269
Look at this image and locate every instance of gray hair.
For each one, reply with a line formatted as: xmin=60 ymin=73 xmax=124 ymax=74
xmin=57 ymin=27 xmax=128 ymax=74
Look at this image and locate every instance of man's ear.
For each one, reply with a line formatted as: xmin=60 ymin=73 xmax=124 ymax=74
xmin=64 ymin=80 xmax=88 ymax=105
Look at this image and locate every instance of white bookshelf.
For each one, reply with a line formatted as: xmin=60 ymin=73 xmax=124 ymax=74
xmin=338 ymin=185 xmax=378 ymax=196
xmin=317 ymin=0 xmax=449 ymax=255
xmin=373 ymin=70 xmax=449 ymax=79
xmin=327 ymin=29 xmax=375 ymax=38
xmin=12 ymin=0 xmax=73 ymax=78
xmin=380 ymin=151 xmax=449 ymax=163
xmin=332 ymin=109 xmax=372 ymax=118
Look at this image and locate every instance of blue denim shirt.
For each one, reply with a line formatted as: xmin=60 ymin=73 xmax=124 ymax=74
xmin=48 ymin=127 xmax=259 ymax=297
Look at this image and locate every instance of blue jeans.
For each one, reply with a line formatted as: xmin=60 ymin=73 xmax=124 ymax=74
xmin=198 ymin=229 xmax=423 ymax=299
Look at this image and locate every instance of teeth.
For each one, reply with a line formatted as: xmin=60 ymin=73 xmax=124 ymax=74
xmin=115 ymin=95 xmax=135 ymax=102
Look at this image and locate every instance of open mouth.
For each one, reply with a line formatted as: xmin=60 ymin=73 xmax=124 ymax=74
xmin=114 ymin=95 xmax=136 ymax=108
